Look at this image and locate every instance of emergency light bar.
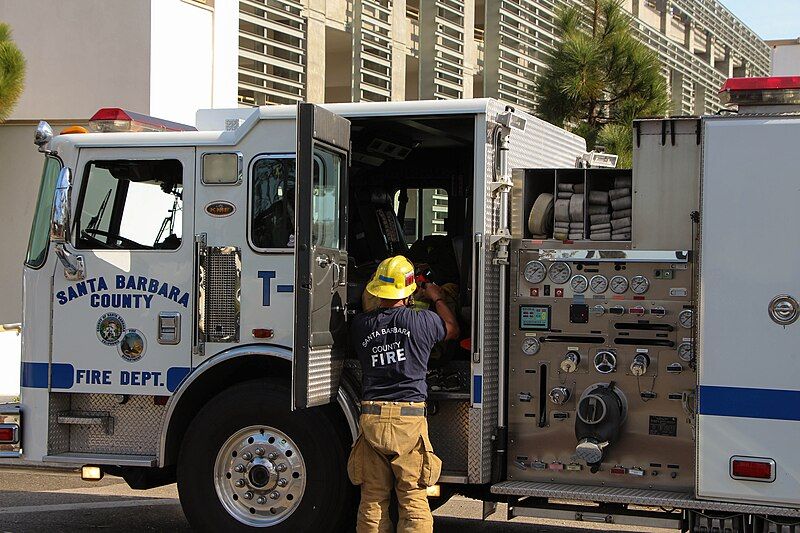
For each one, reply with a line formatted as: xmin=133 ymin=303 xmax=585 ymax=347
xmin=88 ymin=108 xmax=197 ymax=133
xmin=719 ymin=76 xmax=800 ymax=107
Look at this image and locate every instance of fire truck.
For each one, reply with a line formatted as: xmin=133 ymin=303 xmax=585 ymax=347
xmin=1 ymin=77 xmax=799 ymax=532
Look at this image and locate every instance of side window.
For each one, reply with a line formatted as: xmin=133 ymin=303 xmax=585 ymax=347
xmin=312 ymin=148 xmax=343 ymax=249
xmin=394 ymin=188 xmax=449 ymax=241
xmin=251 ymin=156 xmax=296 ymax=250
xmin=76 ymin=160 xmax=183 ymax=250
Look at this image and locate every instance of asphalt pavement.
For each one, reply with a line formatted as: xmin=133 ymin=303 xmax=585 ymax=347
xmin=0 ymin=465 xmax=674 ymax=532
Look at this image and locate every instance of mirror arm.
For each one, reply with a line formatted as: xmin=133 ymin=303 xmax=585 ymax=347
xmin=54 ymin=244 xmax=85 ymax=281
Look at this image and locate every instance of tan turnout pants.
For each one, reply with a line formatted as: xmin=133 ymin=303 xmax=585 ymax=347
xmin=347 ymin=401 xmax=443 ymax=533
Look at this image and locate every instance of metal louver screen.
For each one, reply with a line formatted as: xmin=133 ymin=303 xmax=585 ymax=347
xmin=202 ymin=246 xmax=241 ymax=343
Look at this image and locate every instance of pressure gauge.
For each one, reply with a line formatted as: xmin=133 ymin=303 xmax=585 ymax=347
xmin=548 ymin=262 xmax=572 ymax=284
xmin=678 ymin=342 xmax=694 ymax=362
xmin=679 ymin=309 xmax=694 ymax=329
xmin=570 ymin=275 xmax=588 ymax=293
xmin=521 ymin=337 xmax=541 ymax=356
xmin=523 ymin=260 xmax=547 ymax=284
xmin=590 ymin=275 xmax=608 ymax=294
xmin=630 ymin=275 xmax=650 ymax=295
xmin=610 ymin=275 xmax=629 ymax=294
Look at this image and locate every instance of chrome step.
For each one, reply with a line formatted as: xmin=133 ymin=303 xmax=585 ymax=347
xmin=491 ymin=481 xmax=800 ymax=517
xmin=43 ymin=453 xmax=156 ymax=467
xmin=57 ymin=411 xmax=113 ymax=434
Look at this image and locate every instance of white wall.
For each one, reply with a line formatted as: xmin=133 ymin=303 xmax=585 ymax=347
xmin=0 ymin=124 xmax=52 ymax=325
xmin=149 ymin=1 xmax=214 ymax=125
xmin=1 ymin=0 xmax=152 ymax=121
xmin=212 ymin=0 xmax=240 ymax=108
xmin=0 ymin=331 xmax=21 ymax=398
xmin=771 ymin=43 xmax=800 ymax=76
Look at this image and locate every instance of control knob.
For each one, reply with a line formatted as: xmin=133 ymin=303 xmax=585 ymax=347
xmin=549 ymin=386 xmax=571 ymax=405
xmin=630 ymin=353 xmax=650 ymax=376
xmin=593 ymin=351 xmax=617 ymax=374
xmin=560 ymin=351 xmax=581 ymax=373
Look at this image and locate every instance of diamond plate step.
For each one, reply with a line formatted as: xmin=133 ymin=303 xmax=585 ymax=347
xmin=491 ymin=481 xmax=800 ymax=517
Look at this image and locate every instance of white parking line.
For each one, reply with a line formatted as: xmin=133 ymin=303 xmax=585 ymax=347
xmin=0 ymin=498 xmax=179 ymax=515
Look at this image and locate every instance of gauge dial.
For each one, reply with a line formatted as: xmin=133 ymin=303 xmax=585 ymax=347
xmin=610 ymin=275 xmax=629 ymax=294
xmin=570 ymin=275 xmax=588 ymax=293
xmin=523 ymin=260 xmax=547 ymax=284
xmin=678 ymin=342 xmax=694 ymax=362
xmin=521 ymin=337 xmax=541 ymax=355
xmin=590 ymin=275 xmax=608 ymax=294
xmin=548 ymin=262 xmax=572 ymax=284
xmin=679 ymin=309 xmax=694 ymax=329
xmin=630 ymin=275 xmax=650 ymax=295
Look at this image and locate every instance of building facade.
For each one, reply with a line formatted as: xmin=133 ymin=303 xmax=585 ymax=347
xmin=236 ymin=0 xmax=770 ymax=115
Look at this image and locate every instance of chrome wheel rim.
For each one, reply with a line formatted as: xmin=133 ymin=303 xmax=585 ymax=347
xmin=213 ymin=425 xmax=307 ymax=527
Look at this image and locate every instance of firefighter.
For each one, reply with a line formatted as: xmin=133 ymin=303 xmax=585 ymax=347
xmin=348 ymin=256 xmax=460 ymax=533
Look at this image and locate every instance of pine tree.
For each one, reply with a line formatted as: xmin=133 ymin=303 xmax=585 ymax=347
xmin=0 ymin=23 xmax=26 ymax=123
xmin=536 ymin=0 xmax=669 ymax=166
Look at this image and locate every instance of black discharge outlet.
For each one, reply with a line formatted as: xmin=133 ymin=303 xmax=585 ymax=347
xmin=574 ymin=382 xmax=626 ymax=471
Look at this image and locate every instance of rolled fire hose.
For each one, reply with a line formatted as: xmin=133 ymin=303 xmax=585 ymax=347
xmin=569 ymin=193 xmax=584 ymax=222
xmin=554 ymin=198 xmax=571 ymax=222
xmin=528 ymin=193 xmax=554 ymax=237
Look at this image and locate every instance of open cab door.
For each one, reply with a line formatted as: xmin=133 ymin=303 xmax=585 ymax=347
xmin=292 ymin=103 xmax=351 ymax=410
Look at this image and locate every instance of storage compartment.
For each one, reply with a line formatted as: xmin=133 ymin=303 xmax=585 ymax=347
xmin=585 ymin=169 xmax=632 ymax=242
xmin=514 ymin=168 xmax=633 ymax=243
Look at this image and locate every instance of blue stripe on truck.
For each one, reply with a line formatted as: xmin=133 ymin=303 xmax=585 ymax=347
xmin=699 ymin=385 xmax=800 ymax=421
xmin=21 ymin=362 xmax=74 ymax=389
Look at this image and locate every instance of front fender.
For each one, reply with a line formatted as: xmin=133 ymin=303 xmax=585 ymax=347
xmin=158 ymin=345 xmax=360 ymax=467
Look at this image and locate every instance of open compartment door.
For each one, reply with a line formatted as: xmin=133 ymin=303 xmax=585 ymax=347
xmin=292 ymin=103 xmax=351 ymax=410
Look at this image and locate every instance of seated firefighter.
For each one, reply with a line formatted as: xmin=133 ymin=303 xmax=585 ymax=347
xmin=348 ymin=256 xmax=459 ymax=533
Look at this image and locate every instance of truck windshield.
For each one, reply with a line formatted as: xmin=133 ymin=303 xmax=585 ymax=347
xmin=25 ymin=156 xmax=62 ymax=269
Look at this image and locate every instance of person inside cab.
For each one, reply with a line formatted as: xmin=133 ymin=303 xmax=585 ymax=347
xmin=348 ymin=256 xmax=459 ymax=533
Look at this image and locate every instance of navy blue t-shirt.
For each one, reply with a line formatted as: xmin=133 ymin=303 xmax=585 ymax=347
xmin=351 ymin=306 xmax=446 ymax=402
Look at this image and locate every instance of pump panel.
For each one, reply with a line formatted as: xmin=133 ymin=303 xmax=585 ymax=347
xmin=506 ymin=246 xmax=696 ymax=490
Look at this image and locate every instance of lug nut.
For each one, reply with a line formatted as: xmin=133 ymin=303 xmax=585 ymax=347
xmin=276 ymin=463 xmax=287 ymax=472
xmin=242 ymin=452 xmax=253 ymax=461
xmin=235 ymin=479 xmax=246 ymax=488
xmin=243 ymin=491 xmax=254 ymax=500
xmin=234 ymin=464 xmax=245 ymax=473
xmin=277 ymin=478 xmax=288 ymax=487
xmin=255 ymin=447 xmax=265 ymax=456
xmin=257 ymin=496 xmax=267 ymax=505
xmin=267 ymin=452 xmax=278 ymax=460
xmin=270 ymin=491 xmax=280 ymax=500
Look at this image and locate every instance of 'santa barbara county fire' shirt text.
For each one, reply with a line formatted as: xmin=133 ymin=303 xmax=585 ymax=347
xmin=351 ymin=306 xmax=446 ymax=402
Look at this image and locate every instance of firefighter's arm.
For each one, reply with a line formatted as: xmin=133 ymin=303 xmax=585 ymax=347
xmin=422 ymin=283 xmax=460 ymax=341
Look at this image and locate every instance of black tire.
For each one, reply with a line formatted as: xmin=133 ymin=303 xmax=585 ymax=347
xmin=177 ymin=378 xmax=357 ymax=532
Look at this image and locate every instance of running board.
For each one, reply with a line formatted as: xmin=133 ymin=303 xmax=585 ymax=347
xmin=43 ymin=453 xmax=156 ymax=467
xmin=491 ymin=481 xmax=800 ymax=518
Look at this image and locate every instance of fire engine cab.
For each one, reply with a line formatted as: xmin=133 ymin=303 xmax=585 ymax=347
xmin=1 ymin=77 xmax=799 ymax=532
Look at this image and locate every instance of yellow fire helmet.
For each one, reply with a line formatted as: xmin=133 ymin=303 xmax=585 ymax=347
xmin=366 ymin=255 xmax=417 ymax=300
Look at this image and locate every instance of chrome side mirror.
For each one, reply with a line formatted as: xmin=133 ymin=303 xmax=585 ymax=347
xmin=50 ymin=167 xmax=72 ymax=243
xmin=34 ymin=121 xmax=53 ymax=153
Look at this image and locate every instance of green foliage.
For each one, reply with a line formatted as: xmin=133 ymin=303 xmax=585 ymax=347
xmin=536 ymin=0 xmax=669 ymax=167
xmin=0 ymin=22 xmax=26 ymax=123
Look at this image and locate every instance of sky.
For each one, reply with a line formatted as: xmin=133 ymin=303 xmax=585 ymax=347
xmin=722 ymin=0 xmax=800 ymax=41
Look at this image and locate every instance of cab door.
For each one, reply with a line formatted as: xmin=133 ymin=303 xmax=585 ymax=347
xmin=292 ymin=103 xmax=351 ymax=410
xmin=50 ymin=148 xmax=194 ymax=396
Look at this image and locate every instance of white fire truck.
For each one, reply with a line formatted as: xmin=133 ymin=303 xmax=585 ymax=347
xmin=1 ymin=77 xmax=799 ymax=532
